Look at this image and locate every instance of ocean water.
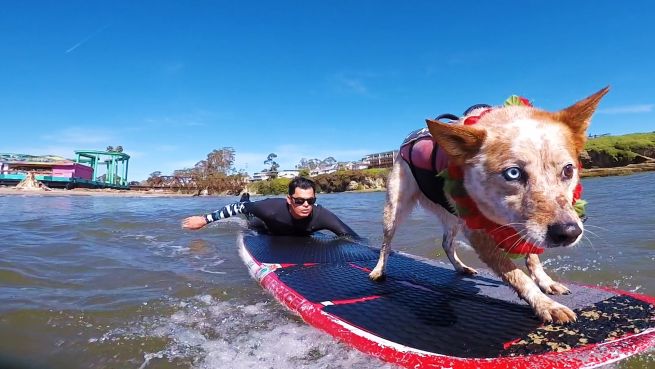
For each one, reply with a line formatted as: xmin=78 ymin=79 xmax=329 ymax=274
xmin=0 ymin=172 xmax=653 ymax=369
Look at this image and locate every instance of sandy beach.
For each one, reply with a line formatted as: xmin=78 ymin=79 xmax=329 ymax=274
xmin=579 ymin=161 xmax=655 ymax=178
xmin=0 ymin=187 xmax=194 ymax=197
xmin=2 ymin=161 xmax=654 ymax=197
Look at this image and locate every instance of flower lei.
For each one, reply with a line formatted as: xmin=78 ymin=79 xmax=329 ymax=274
xmin=439 ymin=96 xmax=587 ymax=257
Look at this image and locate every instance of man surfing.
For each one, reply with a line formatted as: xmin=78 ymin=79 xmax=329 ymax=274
xmin=182 ymin=177 xmax=360 ymax=238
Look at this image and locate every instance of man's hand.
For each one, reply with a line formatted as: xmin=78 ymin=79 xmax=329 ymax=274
xmin=182 ymin=216 xmax=209 ymax=230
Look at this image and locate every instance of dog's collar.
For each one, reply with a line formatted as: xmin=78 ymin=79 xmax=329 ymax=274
xmin=443 ymin=165 xmax=545 ymax=256
xmin=441 ymin=96 xmax=587 ymax=257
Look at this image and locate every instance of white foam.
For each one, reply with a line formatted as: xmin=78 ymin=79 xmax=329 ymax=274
xmin=117 ymin=296 xmax=396 ymax=369
xmin=454 ymin=240 xmax=472 ymax=250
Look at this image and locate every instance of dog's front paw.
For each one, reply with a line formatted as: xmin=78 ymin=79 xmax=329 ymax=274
xmin=535 ymin=300 xmax=577 ymax=324
xmin=541 ymin=281 xmax=571 ymax=295
xmin=368 ymin=268 xmax=386 ymax=281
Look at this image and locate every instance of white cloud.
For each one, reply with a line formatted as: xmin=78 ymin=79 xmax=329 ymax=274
xmin=153 ymin=145 xmax=179 ymax=152
xmin=141 ymin=110 xmax=221 ymax=128
xmin=184 ymin=121 xmax=206 ymax=127
xmin=167 ymin=159 xmax=200 ymax=170
xmin=2 ymin=145 xmax=78 ymax=159
xmin=339 ymin=77 xmax=368 ymax=94
xmin=598 ymin=104 xmax=653 ymax=114
xmin=330 ymin=72 xmax=374 ymax=96
xmin=162 ymin=62 xmax=185 ymax=74
xmin=65 ymin=25 xmax=109 ymax=54
xmin=40 ymin=127 xmax=115 ymax=145
xmin=125 ymin=150 xmax=146 ymax=159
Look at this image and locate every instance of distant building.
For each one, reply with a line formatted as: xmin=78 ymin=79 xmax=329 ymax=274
xmin=310 ymin=164 xmax=338 ymax=176
xmin=362 ymin=150 xmax=399 ymax=169
xmin=250 ymin=171 xmax=273 ymax=182
xmin=0 ymin=151 xmax=130 ymax=189
xmin=277 ymin=169 xmax=300 ymax=179
xmin=339 ymin=161 xmax=369 ymax=171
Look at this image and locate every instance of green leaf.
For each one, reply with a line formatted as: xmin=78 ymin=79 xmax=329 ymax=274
xmin=504 ymin=95 xmax=522 ymax=106
xmin=574 ymin=199 xmax=587 ymax=218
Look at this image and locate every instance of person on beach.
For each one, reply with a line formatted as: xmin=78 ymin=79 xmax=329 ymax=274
xmin=182 ymin=177 xmax=360 ymax=238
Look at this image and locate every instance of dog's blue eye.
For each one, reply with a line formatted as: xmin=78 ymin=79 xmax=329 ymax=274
xmin=503 ymin=167 xmax=523 ymax=181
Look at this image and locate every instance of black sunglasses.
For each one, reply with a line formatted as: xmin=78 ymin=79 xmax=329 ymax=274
xmin=291 ymin=197 xmax=316 ymax=205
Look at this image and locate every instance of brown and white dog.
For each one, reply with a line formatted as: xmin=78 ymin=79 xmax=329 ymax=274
xmin=369 ymin=87 xmax=609 ymax=324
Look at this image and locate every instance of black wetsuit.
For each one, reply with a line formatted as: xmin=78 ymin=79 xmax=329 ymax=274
xmin=205 ymin=198 xmax=359 ymax=238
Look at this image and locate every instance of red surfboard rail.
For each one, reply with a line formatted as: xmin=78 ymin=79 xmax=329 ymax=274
xmin=238 ymin=235 xmax=655 ymax=369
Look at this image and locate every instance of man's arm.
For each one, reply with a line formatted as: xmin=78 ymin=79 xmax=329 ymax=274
xmin=314 ymin=206 xmax=360 ymax=239
xmin=206 ymin=202 xmax=247 ymax=223
xmin=182 ymin=201 xmax=251 ymax=230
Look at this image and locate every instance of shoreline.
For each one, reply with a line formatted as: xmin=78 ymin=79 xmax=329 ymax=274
xmin=0 ymin=187 xmax=194 ymax=197
xmin=579 ymin=162 xmax=655 ymax=178
xmin=1 ymin=163 xmax=653 ymax=197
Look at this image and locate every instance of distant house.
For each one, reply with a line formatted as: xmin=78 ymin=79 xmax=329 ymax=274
xmin=277 ymin=169 xmax=300 ymax=179
xmin=362 ymin=150 xmax=399 ymax=169
xmin=310 ymin=164 xmax=338 ymax=176
xmin=339 ymin=161 xmax=369 ymax=171
xmin=0 ymin=151 xmax=130 ymax=189
xmin=250 ymin=171 xmax=273 ymax=182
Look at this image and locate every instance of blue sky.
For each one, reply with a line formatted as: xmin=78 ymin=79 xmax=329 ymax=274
xmin=2 ymin=1 xmax=654 ymax=181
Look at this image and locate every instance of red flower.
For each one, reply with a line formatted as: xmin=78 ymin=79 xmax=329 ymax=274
xmin=463 ymin=108 xmax=491 ymax=125
xmin=448 ymin=165 xmax=464 ymax=179
xmin=518 ymin=97 xmax=532 ymax=106
xmin=464 ymin=116 xmax=480 ymax=126
xmin=465 ymin=216 xmax=486 ymax=230
xmin=573 ymin=183 xmax=582 ymax=202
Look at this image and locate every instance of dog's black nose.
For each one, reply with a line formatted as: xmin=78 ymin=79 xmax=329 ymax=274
xmin=547 ymin=222 xmax=582 ymax=246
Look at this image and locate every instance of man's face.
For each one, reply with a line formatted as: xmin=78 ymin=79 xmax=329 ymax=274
xmin=287 ymin=187 xmax=316 ymax=219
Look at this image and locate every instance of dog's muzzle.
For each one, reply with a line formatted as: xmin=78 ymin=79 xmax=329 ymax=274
xmin=546 ymin=222 xmax=582 ymax=246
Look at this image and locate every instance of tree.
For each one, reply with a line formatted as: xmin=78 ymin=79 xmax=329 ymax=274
xmin=147 ymin=171 xmax=163 ymax=186
xmin=106 ymin=145 xmax=124 ymax=153
xmin=189 ymin=147 xmax=243 ymax=195
xmin=147 ymin=147 xmax=246 ymax=195
xmin=172 ymin=168 xmax=195 ymax=188
xmin=206 ymin=147 xmax=236 ymax=174
xmin=264 ymin=153 xmax=279 ymax=178
xmin=322 ymin=156 xmax=337 ymax=166
xmin=296 ymin=158 xmax=321 ymax=170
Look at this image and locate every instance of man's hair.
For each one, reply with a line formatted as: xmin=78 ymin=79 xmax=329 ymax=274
xmin=288 ymin=177 xmax=316 ymax=195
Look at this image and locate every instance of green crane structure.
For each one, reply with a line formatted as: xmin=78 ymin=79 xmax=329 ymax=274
xmin=75 ymin=150 xmax=130 ymax=188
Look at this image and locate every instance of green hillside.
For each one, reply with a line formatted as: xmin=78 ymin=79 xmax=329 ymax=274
xmin=584 ymin=132 xmax=655 ymax=167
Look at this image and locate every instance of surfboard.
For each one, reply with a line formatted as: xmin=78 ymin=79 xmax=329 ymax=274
xmin=238 ymin=233 xmax=654 ymax=369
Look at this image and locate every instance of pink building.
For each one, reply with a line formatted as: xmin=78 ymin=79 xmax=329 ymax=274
xmin=51 ymin=163 xmax=94 ymax=180
xmin=1 ymin=151 xmax=131 ymax=189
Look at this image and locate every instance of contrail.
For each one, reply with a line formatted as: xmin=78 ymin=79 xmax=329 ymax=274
xmin=65 ymin=25 xmax=109 ymax=54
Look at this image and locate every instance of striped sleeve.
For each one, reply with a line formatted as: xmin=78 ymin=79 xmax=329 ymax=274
xmin=205 ymin=202 xmax=247 ymax=223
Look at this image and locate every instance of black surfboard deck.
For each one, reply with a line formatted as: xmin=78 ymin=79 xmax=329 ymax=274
xmin=239 ymin=233 xmax=654 ymax=369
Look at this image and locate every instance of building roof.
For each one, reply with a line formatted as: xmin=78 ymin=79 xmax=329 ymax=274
xmin=75 ymin=150 xmax=130 ymax=159
xmin=0 ymin=153 xmax=72 ymax=164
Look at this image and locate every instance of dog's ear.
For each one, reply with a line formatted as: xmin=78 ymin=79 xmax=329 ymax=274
xmin=426 ymin=119 xmax=486 ymax=164
xmin=555 ymin=86 xmax=610 ymax=151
